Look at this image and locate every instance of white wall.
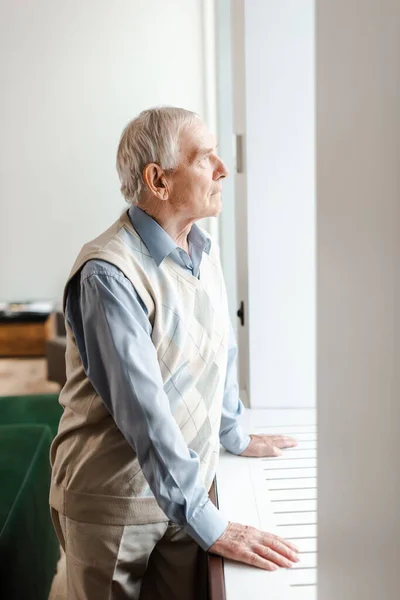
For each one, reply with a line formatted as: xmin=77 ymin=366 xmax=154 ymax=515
xmin=318 ymin=1 xmax=400 ymax=597
xmin=241 ymin=0 xmax=315 ymax=407
xmin=0 ymin=0 xmax=207 ymax=303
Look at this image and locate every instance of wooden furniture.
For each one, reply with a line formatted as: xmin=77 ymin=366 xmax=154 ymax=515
xmin=0 ymin=315 xmax=54 ymax=357
xmin=210 ymin=408 xmax=317 ymax=600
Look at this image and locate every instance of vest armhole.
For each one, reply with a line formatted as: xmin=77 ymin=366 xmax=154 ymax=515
xmin=63 ymin=251 xmax=156 ymax=326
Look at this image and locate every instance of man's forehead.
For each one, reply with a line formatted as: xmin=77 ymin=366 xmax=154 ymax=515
xmin=180 ymin=121 xmax=217 ymax=156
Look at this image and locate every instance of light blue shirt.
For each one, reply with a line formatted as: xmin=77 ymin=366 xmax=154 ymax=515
xmin=65 ymin=205 xmax=250 ymax=550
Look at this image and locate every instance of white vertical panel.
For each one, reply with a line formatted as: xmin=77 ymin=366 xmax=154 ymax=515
xmin=317 ymin=1 xmax=400 ymax=598
xmin=243 ymin=0 xmax=316 ymax=408
xmin=215 ymin=0 xmax=238 ymax=326
xmin=199 ymin=0 xmax=219 ymax=241
xmin=231 ymin=0 xmax=250 ymax=401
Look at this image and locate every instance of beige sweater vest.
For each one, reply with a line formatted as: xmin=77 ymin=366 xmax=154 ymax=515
xmin=50 ymin=211 xmax=229 ymax=525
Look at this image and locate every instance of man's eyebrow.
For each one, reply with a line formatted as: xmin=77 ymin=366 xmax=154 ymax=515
xmin=196 ymin=144 xmax=219 ymax=157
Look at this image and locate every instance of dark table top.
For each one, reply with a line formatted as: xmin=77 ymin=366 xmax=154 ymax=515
xmin=0 ymin=312 xmax=50 ymax=324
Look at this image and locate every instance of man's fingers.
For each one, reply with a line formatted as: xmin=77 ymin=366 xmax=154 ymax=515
xmin=272 ymin=446 xmax=283 ymax=457
xmin=209 ymin=522 xmax=300 ymax=573
xmin=253 ymin=544 xmax=294 ymax=568
xmin=269 ymin=533 xmax=299 ymax=554
xmin=272 ymin=435 xmax=298 ymax=448
xmin=265 ymin=536 xmax=300 ymax=561
xmin=240 ymin=551 xmax=279 ymax=571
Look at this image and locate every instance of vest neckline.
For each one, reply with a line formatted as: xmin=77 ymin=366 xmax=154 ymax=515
xmin=119 ymin=211 xmax=205 ymax=289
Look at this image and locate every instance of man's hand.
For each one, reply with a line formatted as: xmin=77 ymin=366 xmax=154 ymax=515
xmin=209 ymin=522 xmax=300 ymax=570
xmin=240 ymin=434 xmax=298 ymax=457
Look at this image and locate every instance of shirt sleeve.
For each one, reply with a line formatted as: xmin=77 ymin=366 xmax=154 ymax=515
xmin=219 ymin=319 xmax=251 ymax=455
xmin=65 ymin=260 xmax=228 ymax=551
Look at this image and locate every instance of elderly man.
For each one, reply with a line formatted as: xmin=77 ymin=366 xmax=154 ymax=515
xmin=50 ymin=107 xmax=299 ymax=600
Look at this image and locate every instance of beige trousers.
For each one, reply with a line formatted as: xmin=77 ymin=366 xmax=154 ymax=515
xmin=50 ymin=509 xmax=207 ymax=600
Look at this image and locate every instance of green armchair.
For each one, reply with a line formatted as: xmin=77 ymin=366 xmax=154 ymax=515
xmin=0 ymin=393 xmax=62 ymax=437
xmin=0 ymin=394 xmax=62 ymax=599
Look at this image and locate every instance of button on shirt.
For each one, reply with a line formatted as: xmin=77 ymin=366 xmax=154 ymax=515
xmin=65 ymin=205 xmax=251 ymax=549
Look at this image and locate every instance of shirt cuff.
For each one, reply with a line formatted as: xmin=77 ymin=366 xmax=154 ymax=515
xmin=220 ymin=424 xmax=251 ymax=455
xmin=185 ymin=497 xmax=229 ymax=551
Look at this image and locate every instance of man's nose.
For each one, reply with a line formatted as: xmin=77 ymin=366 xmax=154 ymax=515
xmin=215 ymin=158 xmax=229 ymax=180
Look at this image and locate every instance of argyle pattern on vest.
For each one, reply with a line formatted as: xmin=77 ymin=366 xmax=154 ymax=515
xmin=50 ymin=211 xmax=229 ymax=525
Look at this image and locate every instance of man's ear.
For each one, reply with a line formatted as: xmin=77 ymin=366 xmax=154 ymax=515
xmin=143 ymin=163 xmax=170 ymax=201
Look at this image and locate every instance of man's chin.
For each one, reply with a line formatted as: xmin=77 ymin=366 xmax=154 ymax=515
xmin=213 ymin=205 xmax=223 ymax=216
xmin=193 ymin=198 xmax=222 ymax=220
xmin=206 ymin=207 xmax=222 ymax=219
xmin=210 ymin=196 xmax=222 ymax=216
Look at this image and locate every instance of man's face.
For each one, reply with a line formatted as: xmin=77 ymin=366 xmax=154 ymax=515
xmin=168 ymin=120 xmax=229 ymax=219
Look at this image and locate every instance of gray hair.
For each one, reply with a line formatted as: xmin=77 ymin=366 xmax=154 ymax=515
xmin=116 ymin=106 xmax=199 ymax=205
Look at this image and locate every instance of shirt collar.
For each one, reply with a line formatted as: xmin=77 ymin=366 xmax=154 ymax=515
xmin=128 ymin=205 xmax=211 ymax=267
